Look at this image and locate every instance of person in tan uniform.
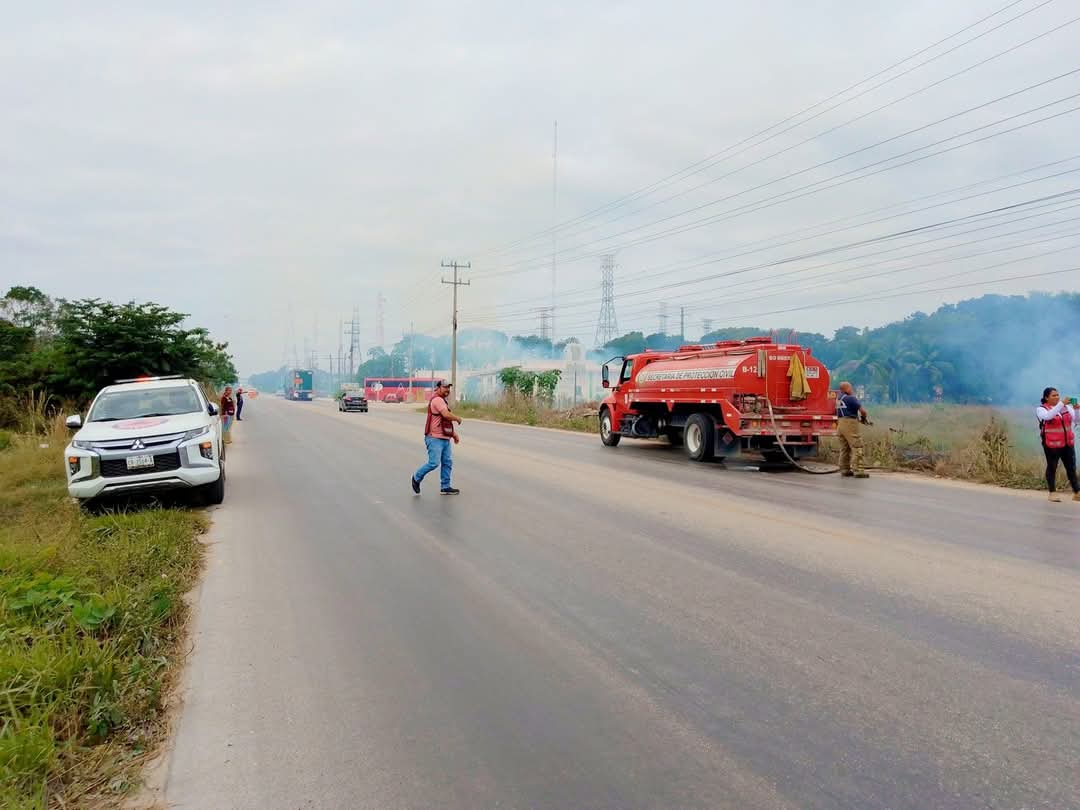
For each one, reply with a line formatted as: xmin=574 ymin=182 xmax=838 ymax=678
xmin=836 ymin=381 xmax=869 ymax=478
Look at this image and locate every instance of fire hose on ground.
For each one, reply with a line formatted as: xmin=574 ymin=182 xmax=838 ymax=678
xmin=762 ymin=398 xmax=876 ymax=475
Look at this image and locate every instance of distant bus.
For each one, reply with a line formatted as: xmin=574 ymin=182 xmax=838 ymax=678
xmin=363 ymin=377 xmax=437 ymax=403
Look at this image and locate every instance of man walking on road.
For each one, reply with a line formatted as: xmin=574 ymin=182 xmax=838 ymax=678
xmin=836 ymin=381 xmax=870 ymax=479
xmin=412 ymin=380 xmax=462 ymax=495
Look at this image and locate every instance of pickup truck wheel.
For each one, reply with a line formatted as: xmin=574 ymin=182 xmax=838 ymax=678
xmin=600 ymin=409 xmax=621 ymax=447
xmin=201 ymin=461 xmax=226 ymax=505
xmin=685 ymin=413 xmax=715 ymax=462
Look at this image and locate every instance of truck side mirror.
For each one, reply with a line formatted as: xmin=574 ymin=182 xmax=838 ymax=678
xmin=207 ymin=403 xmax=219 ymax=416
xmin=601 ymin=366 xmax=610 ymax=388
xmin=65 ymin=414 xmax=82 ymax=430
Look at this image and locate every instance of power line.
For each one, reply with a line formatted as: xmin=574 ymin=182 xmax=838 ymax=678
xmin=463 ymin=158 xmax=1080 ymax=317
xmin=470 ymin=0 xmax=1046 ymax=260
xmin=481 ymin=6 xmax=1077 ymax=268
xmin=461 ymin=189 xmax=1080 ymax=324
xmin=467 ymin=229 xmax=1080 ymax=337
xmin=481 ymin=81 xmax=1080 ymax=277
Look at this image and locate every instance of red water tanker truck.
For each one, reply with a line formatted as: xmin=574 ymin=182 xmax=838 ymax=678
xmin=599 ymin=337 xmax=837 ymax=464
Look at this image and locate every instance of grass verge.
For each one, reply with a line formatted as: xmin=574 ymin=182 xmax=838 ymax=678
xmin=454 ymin=400 xmax=600 ymax=433
xmin=0 ymin=420 xmax=205 ymax=808
xmin=815 ymin=405 xmax=1047 ymax=489
xmin=456 ymin=400 xmax=1053 ymax=490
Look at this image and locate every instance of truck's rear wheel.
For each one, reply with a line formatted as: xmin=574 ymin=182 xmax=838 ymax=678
xmin=600 ymin=409 xmax=621 ymax=447
xmin=685 ymin=414 xmax=715 ymax=462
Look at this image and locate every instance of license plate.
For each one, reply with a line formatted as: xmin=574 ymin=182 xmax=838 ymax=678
xmin=126 ymin=454 xmax=155 ymax=470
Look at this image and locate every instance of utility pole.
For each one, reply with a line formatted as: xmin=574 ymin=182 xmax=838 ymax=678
xmin=659 ymin=302 xmax=669 ymax=337
xmin=441 ymin=260 xmax=471 ymax=401
xmin=551 ymin=119 xmax=558 ymax=344
xmin=680 ymin=307 xmax=686 ymax=342
xmin=345 ymin=308 xmax=361 ymax=380
xmin=408 ymin=322 xmax=414 ymax=403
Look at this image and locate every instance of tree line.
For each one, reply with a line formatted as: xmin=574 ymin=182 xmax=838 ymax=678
xmin=0 ymin=286 xmax=238 ymax=426
xmin=595 ymin=292 xmax=1079 ymax=405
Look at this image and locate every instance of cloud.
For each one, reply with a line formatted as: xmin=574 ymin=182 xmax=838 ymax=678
xmin=2 ymin=0 xmax=1079 ymax=373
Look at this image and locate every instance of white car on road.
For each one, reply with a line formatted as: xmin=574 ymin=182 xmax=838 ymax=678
xmin=64 ymin=376 xmax=226 ymax=505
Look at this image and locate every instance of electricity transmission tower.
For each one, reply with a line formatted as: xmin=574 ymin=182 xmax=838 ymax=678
xmin=375 ymin=293 xmax=386 ymax=350
xmin=594 ymin=254 xmax=619 ymax=347
xmin=702 ymin=318 xmax=713 ymax=338
xmin=659 ymin=302 xmax=669 ymax=337
xmin=441 ymin=260 xmax=471 ymax=400
xmin=538 ymin=308 xmax=553 ymax=342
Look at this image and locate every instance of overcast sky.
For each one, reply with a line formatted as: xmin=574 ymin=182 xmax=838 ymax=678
xmin=3 ymin=0 xmax=1079 ymax=374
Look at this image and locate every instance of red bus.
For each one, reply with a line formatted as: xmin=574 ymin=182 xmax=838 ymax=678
xmin=363 ymin=377 xmax=437 ymax=403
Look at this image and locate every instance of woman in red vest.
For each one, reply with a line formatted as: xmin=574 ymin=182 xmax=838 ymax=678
xmin=1037 ymin=386 xmax=1080 ymax=502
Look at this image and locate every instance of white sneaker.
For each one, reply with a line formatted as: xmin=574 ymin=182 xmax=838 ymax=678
xmin=1049 ymin=492 xmax=1063 ymax=502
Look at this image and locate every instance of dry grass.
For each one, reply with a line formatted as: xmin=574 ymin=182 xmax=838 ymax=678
xmin=817 ymin=405 xmax=1048 ymax=489
xmin=454 ymin=400 xmax=600 ymax=433
xmin=0 ymin=416 xmax=205 ymax=808
xmin=460 ymin=399 xmax=1054 ymax=490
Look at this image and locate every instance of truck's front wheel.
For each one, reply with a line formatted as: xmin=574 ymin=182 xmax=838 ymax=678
xmin=685 ymin=413 xmax=715 ymax=462
xmin=600 ymin=409 xmax=621 ymax=447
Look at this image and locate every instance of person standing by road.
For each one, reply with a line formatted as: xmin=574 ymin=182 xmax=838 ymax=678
xmin=220 ymin=386 xmax=236 ymax=445
xmin=236 ymin=387 xmax=245 ymax=421
xmin=836 ymin=381 xmax=870 ymax=479
xmin=412 ymin=380 xmax=462 ymax=495
xmin=1036 ymin=386 xmax=1080 ymax=502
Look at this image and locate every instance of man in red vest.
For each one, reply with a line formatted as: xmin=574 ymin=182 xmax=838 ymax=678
xmin=411 ymin=380 xmax=463 ymax=495
xmin=1037 ymin=386 xmax=1080 ymax=502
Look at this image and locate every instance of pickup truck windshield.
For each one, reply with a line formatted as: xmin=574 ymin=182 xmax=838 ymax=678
xmin=88 ymin=388 xmax=202 ymax=422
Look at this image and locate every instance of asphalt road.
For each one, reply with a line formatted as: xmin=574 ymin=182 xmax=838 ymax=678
xmin=165 ymin=398 xmax=1080 ymax=810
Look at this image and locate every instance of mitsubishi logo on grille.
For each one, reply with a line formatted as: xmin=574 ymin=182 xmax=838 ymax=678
xmin=131 ymin=439 xmax=146 ymax=451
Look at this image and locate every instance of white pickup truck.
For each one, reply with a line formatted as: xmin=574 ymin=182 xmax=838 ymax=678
xmin=64 ymin=376 xmax=226 ymax=505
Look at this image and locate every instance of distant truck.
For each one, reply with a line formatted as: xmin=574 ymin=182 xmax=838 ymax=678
xmin=286 ymin=369 xmax=314 ymax=401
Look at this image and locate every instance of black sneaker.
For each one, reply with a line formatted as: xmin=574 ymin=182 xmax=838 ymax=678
xmin=440 ymin=487 xmax=460 ymax=495
xmin=841 ymin=470 xmax=854 ymax=477
xmin=411 ymin=477 xmax=421 ymax=494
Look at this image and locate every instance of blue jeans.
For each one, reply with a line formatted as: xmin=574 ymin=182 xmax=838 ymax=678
xmin=415 ymin=436 xmax=452 ymax=490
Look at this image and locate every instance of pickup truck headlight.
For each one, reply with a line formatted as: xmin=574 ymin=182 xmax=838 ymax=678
xmin=72 ymin=439 xmax=95 ymax=449
xmin=183 ymin=426 xmax=211 ymax=441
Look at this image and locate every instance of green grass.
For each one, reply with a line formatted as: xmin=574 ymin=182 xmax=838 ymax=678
xmin=0 ymin=421 xmax=205 ymax=808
